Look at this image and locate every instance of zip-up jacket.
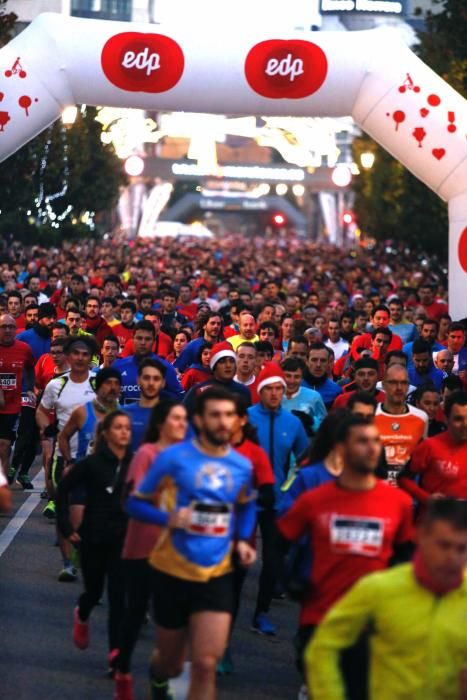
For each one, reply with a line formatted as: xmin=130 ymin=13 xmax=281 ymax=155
xmin=56 ymin=445 xmax=131 ymax=543
xmin=113 ymin=353 xmax=184 ymax=403
xmin=303 ymin=376 xmax=342 ymax=409
xmin=306 ymin=563 xmax=467 ymax=700
xmin=247 ymin=403 xmax=309 ymax=500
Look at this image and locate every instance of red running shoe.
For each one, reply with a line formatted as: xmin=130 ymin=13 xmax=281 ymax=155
xmin=72 ymin=606 xmax=89 ymax=650
xmin=114 ymin=673 xmax=135 ymax=700
xmin=108 ymin=648 xmax=120 ymax=678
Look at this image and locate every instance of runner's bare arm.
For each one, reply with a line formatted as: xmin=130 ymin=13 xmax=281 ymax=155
xmin=57 ymin=406 xmax=86 ymax=463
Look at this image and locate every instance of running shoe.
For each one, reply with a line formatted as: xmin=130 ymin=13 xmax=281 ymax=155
xmin=72 ymin=606 xmax=89 ymax=650
xmin=58 ymin=564 xmax=78 ymax=582
xmin=251 ymin=613 xmax=277 ymax=636
xmin=149 ymin=679 xmax=175 ymax=699
xmin=114 ymin=673 xmax=135 ymax=700
xmin=7 ymin=467 xmax=16 ymax=485
xmin=216 ymin=646 xmax=234 ymax=675
xmin=40 ymin=489 xmax=49 ymax=500
xmin=108 ymin=648 xmax=120 ymax=678
xmin=42 ymin=500 xmax=56 ymax=519
xmin=297 ymin=683 xmax=309 ymax=699
xmin=17 ymin=474 xmax=33 ymax=490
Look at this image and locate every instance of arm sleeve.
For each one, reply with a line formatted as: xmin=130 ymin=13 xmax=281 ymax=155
xmin=174 ymin=343 xmax=195 ymax=373
xmin=125 ymin=445 xmax=156 ymax=494
xmin=252 ymin=444 xmax=275 ymax=487
xmin=305 ymin=575 xmax=377 ymax=700
xmin=312 ymin=395 xmax=327 ymax=431
xmin=278 ymin=471 xmax=307 ymax=516
xmin=125 ymin=494 xmax=170 ymax=526
xmin=163 ymin=362 xmax=185 ymax=398
xmin=39 ymin=381 xmax=57 ymax=411
xmin=397 ymin=442 xmax=430 ymax=504
xmin=235 ymin=498 xmax=257 ymax=540
xmin=56 ymin=459 xmax=89 ymax=538
xmin=277 ymin=491 xmax=311 ymax=541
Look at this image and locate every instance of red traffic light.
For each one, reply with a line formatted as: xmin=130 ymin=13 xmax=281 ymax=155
xmin=343 ymin=211 xmax=354 ymax=225
xmin=273 ymin=213 xmax=286 ymax=226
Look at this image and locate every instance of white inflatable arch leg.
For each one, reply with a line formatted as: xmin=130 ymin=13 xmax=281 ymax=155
xmin=0 ymin=14 xmax=466 ymax=316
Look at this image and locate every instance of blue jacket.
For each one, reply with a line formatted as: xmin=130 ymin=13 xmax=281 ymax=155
xmin=247 ymin=403 xmax=309 ymax=499
xmin=278 ymin=461 xmax=335 ymax=515
xmin=302 ymin=376 xmax=342 ymax=409
xmin=403 ymin=340 xmax=444 ymax=360
xmin=17 ymin=326 xmax=51 ymax=360
xmin=113 ymin=353 xmax=184 ymax=404
xmin=408 ymin=364 xmax=444 ymax=391
xmin=174 ymin=337 xmax=206 ymax=373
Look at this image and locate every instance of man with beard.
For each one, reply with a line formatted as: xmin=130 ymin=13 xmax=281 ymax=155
xmin=17 ymin=302 xmax=57 ymax=359
xmin=125 ymin=387 xmax=256 ymax=700
xmin=278 ymin=416 xmax=414 ymax=700
xmin=82 ymin=296 xmax=113 ymax=347
xmin=333 ymin=358 xmax=385 ymax=410
xmin=124 ymin=358 xmax=167 ymax=452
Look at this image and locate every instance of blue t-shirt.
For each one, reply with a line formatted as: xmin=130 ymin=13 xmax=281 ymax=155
xmin=124 ymin=402 xmax=152 ymax=452
xmin=113 ymin=353 xmax=184 ymax=404
xmin=127 ymin=439 xmax=255 ymax=581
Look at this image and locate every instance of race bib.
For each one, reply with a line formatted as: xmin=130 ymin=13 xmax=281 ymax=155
xmin=187 ymin=502 xmax=232 ymax=537
xmin=21 ymin=392 xmax=37 ymax=409
xmin=330 ymin=515 xmax=384 ymax=557
xmin=0 ymin=373 xmax=17 ymax=390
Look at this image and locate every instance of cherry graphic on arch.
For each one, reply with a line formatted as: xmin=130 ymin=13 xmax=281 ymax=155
xmin=18 ymin=95 xmax=38 ymax=117
xmin=412 ymin=127 xmax=426 ymax=148
xmin=386 ymin=110 xmax=405 ymax=131
xmin=0 ymin=91 xmax=4 ymax=102
xmin=398 ymin=73 xmax=420 ymax=93
xmin=447 ymin=111 xmax=457 ymax=133
xmin=427 ymin=94 xmax=441 ymax=107
xmin=0 ymin=110 xmax=10 ymax=132
xmin=4 ymin=57 xmax=26 ymax=79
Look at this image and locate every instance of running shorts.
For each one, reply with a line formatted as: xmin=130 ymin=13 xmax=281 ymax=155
xmin=152 ymin=569 xmax=234 ymax=629
xmin=0 ymin=413 xmax=18 ymax=442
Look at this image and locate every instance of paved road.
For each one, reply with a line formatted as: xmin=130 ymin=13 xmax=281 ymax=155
xmin=0 ymin=464 xmax=300 ymax=700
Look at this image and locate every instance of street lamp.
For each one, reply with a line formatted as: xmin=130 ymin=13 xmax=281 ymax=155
xmin=360 ymin=152 xmax=375 ymax=170
xmin=61 ymin=105 xmax=78 ymax=127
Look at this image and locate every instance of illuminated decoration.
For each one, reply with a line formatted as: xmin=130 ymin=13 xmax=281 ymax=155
xmin=360 ymin=151 xmax=376 ymax=169
xmin=273 ymin=213 xmax=286 ymax=226
xmin=343 ymin=211 xmax=354 ymax=224
xmin=292 ymin=184 xmax=305 ymax=197
xmin=172 ymin=163 xmax=305 ymax=181
xmin=61 ymin=105 xmax=78 ymax=126
xmin=332 ymin=164 xmax=352 ymax=188
xmin=276 ymin=183 xmax=288 ymax=195
xmin=0 ymin=13 xmax=466 ymax=315
xmin=320 ymin=0 xmax=403 ymax=13
xmin=124 ymin=154 xmax=145 ymax=176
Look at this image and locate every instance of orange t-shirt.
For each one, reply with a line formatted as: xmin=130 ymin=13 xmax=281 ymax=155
xmin=374 ymin=404 xmax=428 ymax=485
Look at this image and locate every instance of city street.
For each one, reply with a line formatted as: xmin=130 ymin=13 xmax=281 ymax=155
xmin=0 ymin=464 xmax=299 ymax=700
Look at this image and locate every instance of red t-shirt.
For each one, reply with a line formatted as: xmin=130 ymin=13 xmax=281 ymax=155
xmin=350 ymin=331 xmax=402 ymax=361
xmin=277 ymin=480 xmax=414 ymax=625
xmin=121 ymin=332 xmax=173 ymax=359
xmin=112 ymin=323 xmax=135 ymax=350
xmin=422 ymin=301 xmax=448 ymax=321
xmin=35 ymin=353 xmax=58 ymax=394
xmin=332 ymin=389 xmax=385 ymax=411
xmin=400 ymin=431 xmax=467 ymax=503
xmin=235 ymin=439 xmax=274 ymax=487
xmin=0 ymin=340 xmax=35 ymax=414
xmin=177 ymin=303 xmax=198 ymax=321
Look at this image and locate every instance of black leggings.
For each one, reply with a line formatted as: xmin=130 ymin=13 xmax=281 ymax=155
xmin=78 ymin=539 xmax=126 ymax=652
xmin=117 ymin=559 xmax=154 ymax=674
xmin=254 ymin=509 xmax=283 ymax=617
xmin=11 ymin=406 xmax=38 ymax=476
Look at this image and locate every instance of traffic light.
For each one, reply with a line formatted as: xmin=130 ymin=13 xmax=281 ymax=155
xmin=342 ymin=210 xmax=354 ymax=225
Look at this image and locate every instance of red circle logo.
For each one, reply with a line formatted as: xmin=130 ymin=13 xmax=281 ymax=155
xmin=458 ymin=226 xmax=467 ymax=273
xmin=101 ymin=32 xmax=185 ymax=93
xmin=245 ymin=39 xmax=328 ymax=99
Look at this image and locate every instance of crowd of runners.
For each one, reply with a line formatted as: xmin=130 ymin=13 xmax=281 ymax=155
xmin=0 ymin=232 xmax=466 ymax=700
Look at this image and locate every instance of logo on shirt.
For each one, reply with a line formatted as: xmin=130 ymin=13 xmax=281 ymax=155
xmin=391 ymin=423 xmax=400 ymax=431
xmin=330 ymin=515 xmax=384 ymax=557
xmin=195 ymin=463 xmax=234 ymax=492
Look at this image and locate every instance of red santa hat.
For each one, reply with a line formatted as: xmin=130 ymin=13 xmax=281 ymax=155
xmin=257 ymin=362 xmax=287 ymax=394
xmin=209 ymin=341 xmax=236 ymax=370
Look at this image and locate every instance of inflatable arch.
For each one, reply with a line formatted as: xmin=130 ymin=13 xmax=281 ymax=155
xmin=0 ymin=13 xmax=466 ymax=316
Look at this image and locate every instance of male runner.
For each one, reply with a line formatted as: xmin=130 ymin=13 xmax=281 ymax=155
xmin=124 ymin=358 xmax=167 ymax=451
xmin=36 ymin=336 xmax=98 ymax=581
xmin=126 ymin=387 xmax=256 ymax=700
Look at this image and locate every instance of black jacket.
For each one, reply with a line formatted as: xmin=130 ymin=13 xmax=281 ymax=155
xmin=56 ymin=445 xmax=132 ymax=544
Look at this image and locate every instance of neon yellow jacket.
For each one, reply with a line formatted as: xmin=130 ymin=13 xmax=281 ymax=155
xmin=306 ymin=563 xmax=467 ymax=700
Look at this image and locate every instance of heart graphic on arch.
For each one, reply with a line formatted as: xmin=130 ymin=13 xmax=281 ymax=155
xmin=432 ymin=148 xmax=446 ymax=160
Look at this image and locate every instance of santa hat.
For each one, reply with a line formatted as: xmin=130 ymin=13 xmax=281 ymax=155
xmin=210 ymin=341 xmax=236 ymax=370
xmin=257 ymin=362 xmax=287 ymax=394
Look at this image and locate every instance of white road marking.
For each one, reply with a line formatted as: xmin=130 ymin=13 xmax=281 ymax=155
xmin=0 ymin=469 xmax=45 ymax=558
